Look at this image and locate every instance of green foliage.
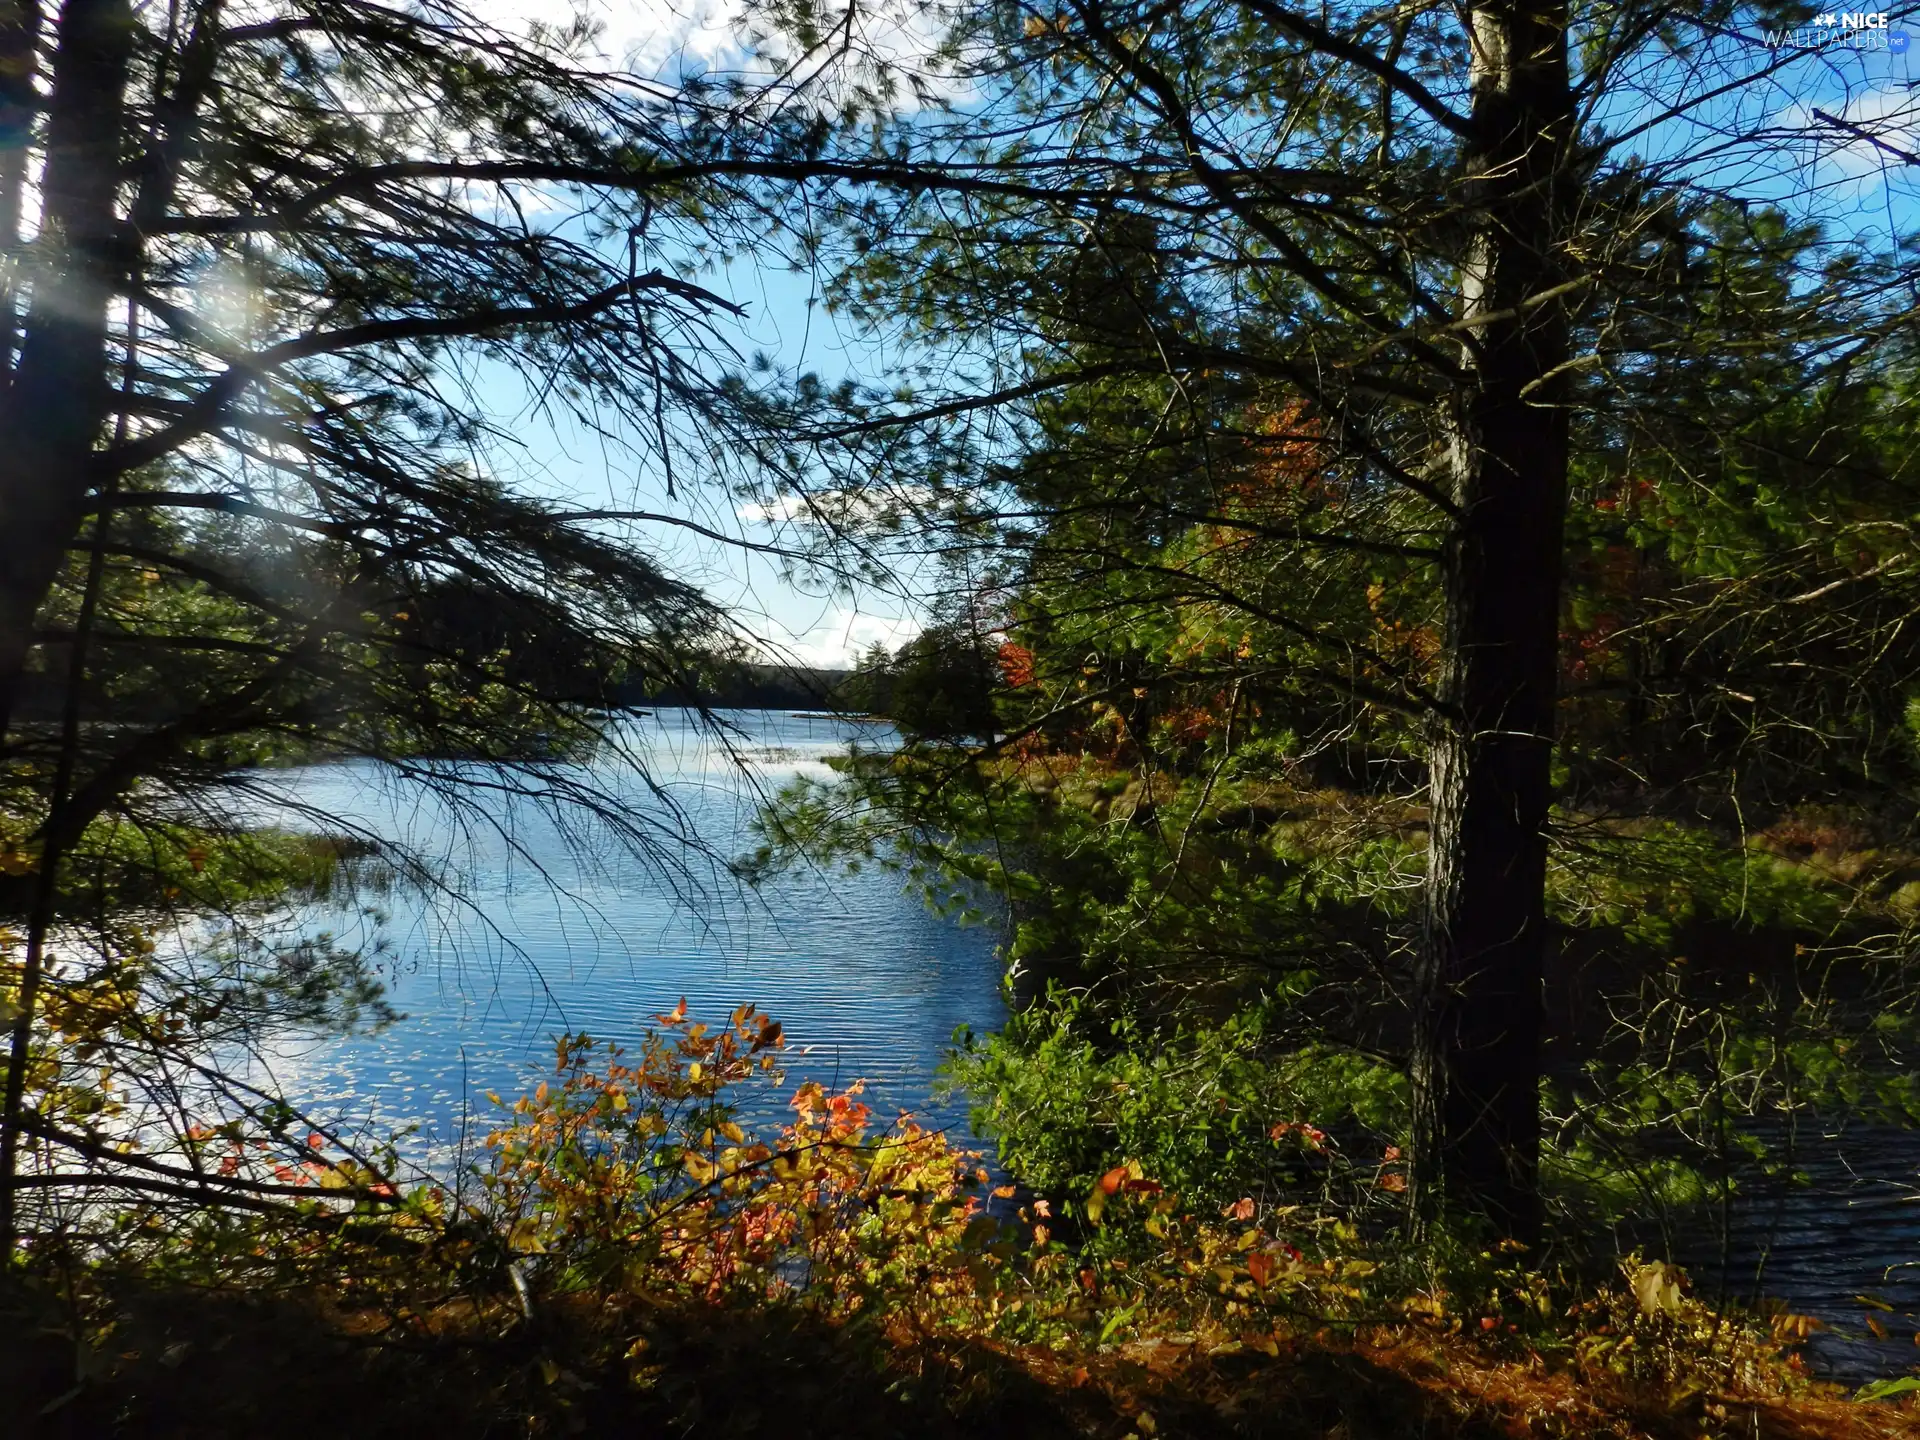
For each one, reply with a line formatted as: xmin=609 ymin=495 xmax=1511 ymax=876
xmin=948 ymin=997 xmax=1405 ymax=1217
xmin=837 ymin=624 xmax=1000 ymax=739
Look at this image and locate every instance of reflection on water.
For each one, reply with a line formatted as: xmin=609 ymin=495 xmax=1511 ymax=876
xmin=229 ymin=709 xmax=1005 ymax=1172
xmin=212 ymin=708 xmax=1920 ymax=1380
xmin=1677 ymin=1129 xmax=1920 ymax=1381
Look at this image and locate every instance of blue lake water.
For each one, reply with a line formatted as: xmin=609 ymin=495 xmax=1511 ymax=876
xmin=229 ymin=708 xmax=1006 ymax=1172
xmin=216 ymin=707 xmax=1920 ymax=1380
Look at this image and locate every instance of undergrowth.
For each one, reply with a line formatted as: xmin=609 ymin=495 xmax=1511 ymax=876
xmin=4 ymin=1005 xmax=1915 ymax=1439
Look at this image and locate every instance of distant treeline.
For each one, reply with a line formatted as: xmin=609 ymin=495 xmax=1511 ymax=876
xmin=618 ymin=662 xmax=856 ymax=712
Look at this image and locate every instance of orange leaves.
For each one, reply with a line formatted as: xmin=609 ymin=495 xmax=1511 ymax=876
xmin=1771 ymin=1311 xmax=1825 ymax=1342
xmin=1232 ymin=398 xmax=1329 ymax=505
xmin=997 ymin=640 xmax=1037 ymax=688
xmin=481 ymin=1006 xmax=992 ymax=1317
xmin=1268 ymin=1121 xmax=1326 ymax=1149
xmin=1246 ymin=1250 xmax=1275 ymax=1289
xmin=1086 ymin=1160 xmax=1162 ymax=1225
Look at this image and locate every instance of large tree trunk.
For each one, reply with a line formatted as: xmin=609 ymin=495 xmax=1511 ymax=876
xmin=1410 ymin=0 xmax=1576 ymax=1245
xmin=0 ymin=0 xmax=133 ymax=744
xmin=0 ymin=0 xmax=45 ymax=378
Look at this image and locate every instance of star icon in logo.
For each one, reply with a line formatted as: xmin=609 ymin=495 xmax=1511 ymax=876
xmin=1815 ymin=11 xmax=1837 ymax=23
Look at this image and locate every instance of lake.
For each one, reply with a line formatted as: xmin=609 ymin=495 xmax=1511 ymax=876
xmin=232 ymin=706 xmax=1920 ymax=1381
xmin=235 ymin=708 xmax=1006 ymax=1172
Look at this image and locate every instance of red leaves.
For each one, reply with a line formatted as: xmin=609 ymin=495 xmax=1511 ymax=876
xmin=1222 ymin=1196 xmax=1256 ymax=1221
xmin=1247 ymin=1250 xmax=1275 ymax=1289
xmin=481 ymin=1008 xmax=991 ymax=1310
xmin=1098 ymin=1164 xmax=1161 ymax=1197
xmin=1377 ymin=1142 xmax=1408 ymax=1191
xmin=1268 ymin=1122 xmax=1326 ymax=1149
xmin=655 ymin=997 xmax=688 ymax=1026
xmin=997 ymin=640 xmax=1037 ymax=688
xmin=1088 ymin=1162 xmax=1161 ymax=1224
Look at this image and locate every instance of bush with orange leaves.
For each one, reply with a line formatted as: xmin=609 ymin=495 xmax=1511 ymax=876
xmin=477 ymin=1002 xmax=1004 ymax=1326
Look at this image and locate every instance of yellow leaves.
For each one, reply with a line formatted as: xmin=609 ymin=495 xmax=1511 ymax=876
xmin=316 ymin=1163 xmax=356 ymax=1192
xmin=1771 ymin=1311 xmax=1824 ymax=1341
xmin=1629 ymin=1260 xmax=1685 ymax=1317
xmin=507 ymin=1218 xmax=547 ymax=1255
xmin=0 ymin=846 xmax=37 ymax=875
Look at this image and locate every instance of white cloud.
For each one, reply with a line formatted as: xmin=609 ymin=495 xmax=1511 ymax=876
xmin=1778 ymin=88 xmax=1920 ymax=180
xmin=736 ymin=485 xmax=936 ymax=529
xmin=771 ymin=605 xmax=922 ymax=667
xmin=464 ymin=0 xmax=959 ymax=98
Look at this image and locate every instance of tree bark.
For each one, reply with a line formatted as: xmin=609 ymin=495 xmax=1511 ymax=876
xmin=0 ymin=0 xmax=45 ymax=379
xmin=1410 ymin=0 xmax=1576 ymax=1245
xmin=0 ymin=0 xmax=134 ymax=745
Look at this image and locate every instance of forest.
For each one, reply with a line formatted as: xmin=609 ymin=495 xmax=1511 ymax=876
xmin=2 ymin=0 xmax=1919 ymax=1435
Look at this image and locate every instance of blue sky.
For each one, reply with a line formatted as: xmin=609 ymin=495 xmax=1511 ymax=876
xmin=468 ymin=1 xmax=1920 ymax=667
